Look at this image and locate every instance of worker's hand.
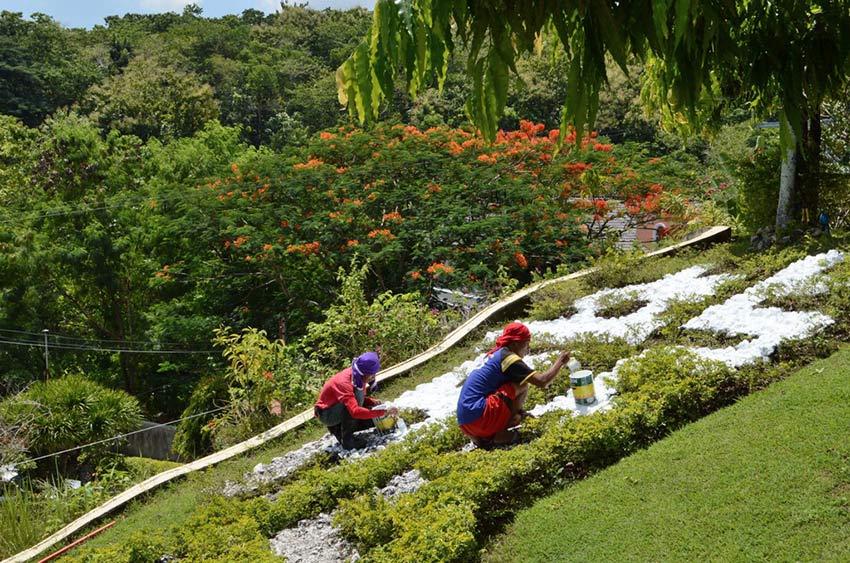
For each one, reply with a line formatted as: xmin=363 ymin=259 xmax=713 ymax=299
xmin=556 ymin=350 xmax=571 ymax=367
xmin=386 ymin=406 xmax=399 ymax=417
xmin=372 ymin=399 xmax=383 ymax=405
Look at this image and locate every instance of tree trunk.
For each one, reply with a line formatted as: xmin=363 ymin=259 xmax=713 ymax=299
xmin=798 ymin=107 xmax=822 ymax=224
xmin=776 ymin=114 xmax=797 ymax=230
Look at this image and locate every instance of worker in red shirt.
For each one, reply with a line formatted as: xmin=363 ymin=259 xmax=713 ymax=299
xmin=457 ymin=322 xmax=570 ymax=449
xmin=314 ymin=351 xmax=398 ymax=449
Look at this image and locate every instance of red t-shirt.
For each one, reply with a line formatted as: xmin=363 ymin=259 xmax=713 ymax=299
xmin=314 ymin=367 xmax=385 ymax=420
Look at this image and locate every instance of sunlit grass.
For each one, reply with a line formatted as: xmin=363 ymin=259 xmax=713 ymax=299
xmin=483 ymin=345 xmax=850 ymax=562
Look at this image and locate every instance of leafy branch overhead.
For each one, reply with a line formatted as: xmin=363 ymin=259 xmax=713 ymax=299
xmin=337 ymin=0 xmax=850 ymax=148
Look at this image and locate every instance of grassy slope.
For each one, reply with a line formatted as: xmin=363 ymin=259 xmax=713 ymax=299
xmin=65 ymin=336 xmax=486 ymax=556
xmin=484 ymin=346 xmax=850 ymax=563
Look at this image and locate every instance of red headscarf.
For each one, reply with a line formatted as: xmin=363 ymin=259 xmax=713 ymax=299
xmin=488 ymin=322 xmax=531 ymax=355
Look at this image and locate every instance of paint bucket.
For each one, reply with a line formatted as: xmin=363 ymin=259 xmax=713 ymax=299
xmin=569 ymin=369 xmax=597 ymax=405
xmin=374 ymin=414 xmax=397 ymax=432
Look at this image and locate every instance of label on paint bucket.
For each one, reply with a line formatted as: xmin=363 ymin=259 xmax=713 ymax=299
xmin=569 ymin=369 xmax=597 ymax=405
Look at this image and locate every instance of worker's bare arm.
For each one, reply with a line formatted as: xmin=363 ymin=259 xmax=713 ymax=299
xmin=527 ymin=350 xmax=570 ymax=388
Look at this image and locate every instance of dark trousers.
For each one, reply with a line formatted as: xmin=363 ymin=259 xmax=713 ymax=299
xmin=315 ymin=404 xmax=374 ymax=447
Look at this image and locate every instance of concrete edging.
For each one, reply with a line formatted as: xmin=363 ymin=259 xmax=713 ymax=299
xmin=4 ymin=225 xmax=731 ymax=563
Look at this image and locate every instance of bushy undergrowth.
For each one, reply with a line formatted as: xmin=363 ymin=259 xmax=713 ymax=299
xmin=0 ymin=457 xmax=180 ymax=559
xmin=170 ymin=375 xmax=229 ymax=459
xmin=0 ymin=375 xmax=142 ymax=475
xmin=582 ymin=246 xmax=696 ymax=290
xmin=174 ymin=261 xmax=460 ymax=457
xmin=302 ymin=262 xmax=459 ymax=369
xmin=525 ymin=278 xmax=588 ymax=321
xmin=595 ymin=290 xmax=649 ymax=318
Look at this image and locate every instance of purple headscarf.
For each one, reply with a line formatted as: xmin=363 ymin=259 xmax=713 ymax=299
xmin=352 ymin=351 xmax=380 ymax=391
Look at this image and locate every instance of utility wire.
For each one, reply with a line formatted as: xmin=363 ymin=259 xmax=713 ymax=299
xmin=0 ymin=189 xmax=213 ymax=226
xmin=0 ymin=337 xmax=218 ymax=355
xmin=0 ymin=328 xmax=212 ymax=348
xmin=8 ymin=405 xmax=230 ymax=468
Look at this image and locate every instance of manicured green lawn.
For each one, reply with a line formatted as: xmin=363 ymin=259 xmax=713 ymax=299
xmin=483 ymin=346 xmax=850 ymax=562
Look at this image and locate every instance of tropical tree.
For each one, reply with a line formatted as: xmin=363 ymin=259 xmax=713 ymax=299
xmin=80 ymin=53 xmax=218 ymax=140
xmin=0 ymin=11 xmax=103 ymax=126
xmin=337 ymin=0 xmax=850 ymax=230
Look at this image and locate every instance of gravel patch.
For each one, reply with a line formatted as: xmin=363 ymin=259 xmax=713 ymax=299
xmin=269 ymin=513 xmax=360 ymax=563
xmin=268 ymin=469 xmax=428 ymax=562
xmin=377 ymin=469 xmax=427 ymax=500
xmin=224 ymin=426 xmax=407 ymax=498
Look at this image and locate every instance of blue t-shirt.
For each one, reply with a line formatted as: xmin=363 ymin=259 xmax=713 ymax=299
xmin=456 ymin=347 xmax=536 ymax=425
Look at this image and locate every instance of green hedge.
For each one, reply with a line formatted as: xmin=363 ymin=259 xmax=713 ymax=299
xmin=333 ymin=348 xmax=776 ymax=562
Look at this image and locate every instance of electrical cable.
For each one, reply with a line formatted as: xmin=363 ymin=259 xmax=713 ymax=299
xmin=0 ymin=188 xmax=215 ymax=226
xmin=0 ymin=328 xmax=217 ymax=348
xmin=0 ymin=337 xmax=217 ymax=355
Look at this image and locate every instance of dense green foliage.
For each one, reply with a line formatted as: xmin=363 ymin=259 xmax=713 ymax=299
xmin=0 ymin=7 xmax=370 ymax=143
xmin=0 ymin=456 xmax=180 ymax=559
xmin=0 ymin=110 xmax=691 ymax=420
xmin=0 ymin=375 xmax=141 ymax=473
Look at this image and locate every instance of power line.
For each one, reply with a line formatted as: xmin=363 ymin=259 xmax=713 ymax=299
xmin=0 ymin=337 xmax=218 ymax=355
xmin=0 ymin=189 xmax=212 ymax=227
xmin=0 ymin=328 xmax=209 ymax=348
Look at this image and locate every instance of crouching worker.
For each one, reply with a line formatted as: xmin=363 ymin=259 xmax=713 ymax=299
xmin=314 ymin=351 xmax=399 ymax=449
xmin=457 ymin=322 xmax=570 ymax=449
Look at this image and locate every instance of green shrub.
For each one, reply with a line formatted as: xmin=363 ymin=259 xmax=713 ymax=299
xmin=736 ymin=245 xmax=807 ymax=280
xmin=615 ymin=346 xmax=734 ymax=425
xmin=595 ymin=290 xmax=648 ymax=318
xmin=734 ymin=131 xmax=781 ymax=233
xmin=824 ymin=258 xmax=850 ymax=330
xmin=125 ymin=531 xmax=175 ymax=563
xmin=334 ymin=494 xmax=396 ymax=549
xmin=583 ymin=246 xmax=696 ymax=291
xmin=364 ymin=493 xmax=478 ymax=563
xmin=773 ymin=333 xmax=837 ymax=365
xmin=179 ymin=496 xmax=279 ymax=563
xmin=526 ymin=278 xmax=588 ymax=321
xmin=206 ymin=326 xmax=325 ymax=450
xmin=0 ymin=374 xmax=141 ymax=474
xmin=302 ymin=261 xmax=458 ymax=369
xmin=650 ymin=295 xmax=717 ymax=342
xmin=583 ymin=246 xmax=648 ymax=290
xmin=754 ymin=276 xmax=828 ymax=312
xmin=695 ymin=243 xmax=743 ymax=275
xmin=171 ymin=374 xmax=229 ymax=459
